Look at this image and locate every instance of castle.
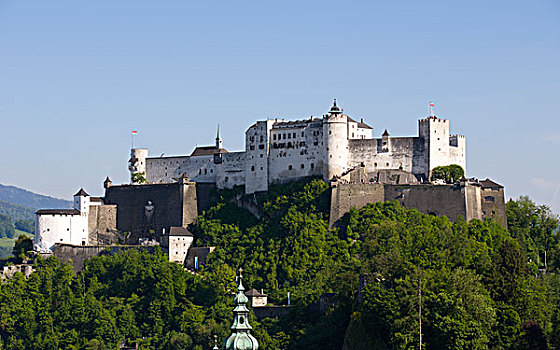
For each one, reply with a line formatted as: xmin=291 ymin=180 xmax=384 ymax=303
xmin=35 ymin=100 xmax=507 ymax=268
xmin=129 ymin=100 xmax=466 ymax=194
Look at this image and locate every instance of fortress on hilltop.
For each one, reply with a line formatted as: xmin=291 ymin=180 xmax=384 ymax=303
xmin=129 ymin=100 xmax=466 ymax=194
xmin=34 ymin=100 xmax=507 ymax=270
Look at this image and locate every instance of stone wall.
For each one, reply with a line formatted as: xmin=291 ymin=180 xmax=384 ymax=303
xmin=104 ymin=182 xmax=197 ymax=238
xmin=330 ymin=182 xmax=507 ymax=227
xmin=88 ymin=204 xmax=117 ymax=244
xmin=53 ymin=243 xmax=158 ymax=273
xmin=329 ymin=183 xmax=384 ymax=227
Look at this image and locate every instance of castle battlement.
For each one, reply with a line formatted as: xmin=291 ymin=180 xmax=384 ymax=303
xmin=129 ymin=101 xmax=466 ymax=194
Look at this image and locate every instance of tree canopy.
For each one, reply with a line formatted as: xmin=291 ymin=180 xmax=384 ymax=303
xmin=0 ymin=178 xmax=558 ymax=349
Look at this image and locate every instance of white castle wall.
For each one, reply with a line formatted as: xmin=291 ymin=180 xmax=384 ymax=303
xmin=146 ymin=155 xmax=217 ymax=183
xmin=216 ymin=152 xmax=246 ymax=189
xmin=133 ymin=103 xmax=466 ymax=194
xmin=35 ymin=194 xmax=90 ymax=253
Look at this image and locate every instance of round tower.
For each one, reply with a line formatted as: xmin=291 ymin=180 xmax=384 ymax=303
xmin=128 ymin=148 xmax=148 ymax=183
xmin=323 ymin=99 xmax=349 ymax=181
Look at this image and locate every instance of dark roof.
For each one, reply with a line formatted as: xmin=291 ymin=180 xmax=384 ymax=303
xmin=104 ymin=176 xmax=112 ymax=183
xmin=480 ymin=178 xmax=504 ymax=189
xmin=382 ymin=129 xmax=390 ymax=136
xmin=190 ymin=146 xmax=229 ymax=157
xmin=74 ymin=188 xmax=89 ymax=197
xmin=347 ymin=116 xmax=373 ymax=129
xmin=245 ymin=288 xmax=267 ymax=297
xmin=329 ymin=99 xmax=342 ymax=114
xmin=90 ymin=197 xmax=104 ymax=203
xmin=168 ymin=227 xmax=194 ymax=236
xmin=36 ymin=209 xmax=80 ymax=215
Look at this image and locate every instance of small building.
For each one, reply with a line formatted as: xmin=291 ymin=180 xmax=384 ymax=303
xmin=160 ymin=227 xmax=194 ymax=264
xmin=245 ymin=289 xmax=268 ymax=307
xmin=185 ymin=247 xmax=215 ymax=270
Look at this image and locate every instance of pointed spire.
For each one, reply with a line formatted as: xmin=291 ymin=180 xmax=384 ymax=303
xmin=216 ymin=124 xmax=223 ymax=149
xmin=223 ymin=267 xmax=259 ymax=350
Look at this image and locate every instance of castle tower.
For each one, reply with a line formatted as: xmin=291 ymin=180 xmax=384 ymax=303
xmin=223 ymin=268 xmax=259 ymax=350
xmin=382 ymin=129 xmax=390 ymax=152
xmin=73 ymin=188 xmax=90 ymax=217
xmin=323 ymin=99 xmax=349 ymax=181
xmin=418 ymin=116 xmax=451 ymax=179
xmin=103 ymin=176 xmax=112 ymax=189
xmin=216 ymin=124 xmax=223 ymax=149
xmin=129 ymin=148 xmax=148 ymax=183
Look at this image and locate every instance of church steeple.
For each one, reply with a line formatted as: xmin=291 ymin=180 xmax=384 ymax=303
xmin=223 ymin=268 xmax=259 ymax=350
xmin=216 ymin=124 xmax=223 ymax=149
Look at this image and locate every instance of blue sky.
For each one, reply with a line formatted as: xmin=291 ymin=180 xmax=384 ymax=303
xmin=1 ymin=0 xmax=559 ymax=213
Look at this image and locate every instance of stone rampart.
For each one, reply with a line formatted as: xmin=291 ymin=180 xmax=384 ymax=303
xmin=53 ymin=243 xmax=158 ymax=273
xmin=330 ymin=182 xmax=506 ymax=227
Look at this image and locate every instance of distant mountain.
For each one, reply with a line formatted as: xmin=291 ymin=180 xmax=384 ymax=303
xmin=0 ymin=200 xmax=35 ymax=223
xmin=0 ymin=184 xmax=71 ymax=210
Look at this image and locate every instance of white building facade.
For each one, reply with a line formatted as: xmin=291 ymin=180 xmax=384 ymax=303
xmin=130 ymin=100 xmax=466 ymax=194
xmin=34 ymin=189 xmax=91 ymax=253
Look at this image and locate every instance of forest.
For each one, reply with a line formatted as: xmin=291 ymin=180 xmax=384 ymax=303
xmin=0 ymin=178 xmax=558 ymax=349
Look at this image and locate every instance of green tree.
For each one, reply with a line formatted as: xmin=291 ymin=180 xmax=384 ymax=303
xmin=0 ymin=214 xmax=15 ymax=238
xmin=430 ymin=164 xmax=465 ymax=183
xmin=12 ymin=234 xmax=33 ymax=261
xmin=131 ymin=172 xmax=148 ymax=184
xmin=14 ymin=219 xmax=34 ymax=234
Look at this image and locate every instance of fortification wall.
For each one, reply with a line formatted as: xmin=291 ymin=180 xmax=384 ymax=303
xmin=348 ymin=137 xmax=424 ymax=176
xmin=147 ymin=155 xmax=217 ymax=184
xmin=104 ymin=182 xmax=197 ymax=236
xmin=481 ymin=188 xmax=507 ymax=227
xmin=384 ymin=184 xmax=468 ymax=221
xmin=330 ymin=182 xmax=504 ymax=227
xmin=53 ymin=243 xmax=157 ymax=273
xmin=329 ymin=183 xmax=384 ymax=227
xmin=88 ymin=204 xmax=117 ymax=244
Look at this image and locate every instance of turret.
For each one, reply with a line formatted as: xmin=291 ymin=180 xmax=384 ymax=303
xmin=73 ymin=188 xmax=90 ymax=216
xmin=323 ymin=99 xmax=349 ymax=181
xmin=418 ymin=115 xmax=451 ymax=178
xmin=103 ymin=176 xmax=112 ymax=189
xmin=129 ymin=148 xmax=148 ymax=183
xmin=382 ymin=129 xmax=390 ymax=152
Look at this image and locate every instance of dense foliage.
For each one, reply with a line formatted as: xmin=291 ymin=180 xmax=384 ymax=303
xmin=0 ymin=178 xmax=558 ymax=349
xmin=0 ymin=200 xmax=35 ymax=224
xmin=0 ymin=213 xmax=15 ymax=238
xmin=430 ymin=164 xmax=465 ymax=183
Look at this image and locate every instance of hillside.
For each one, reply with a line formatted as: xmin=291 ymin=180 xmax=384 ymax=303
xmin=0 ymin=179 xmax=558 ymax=349
xmin=0 ymin=200 xmax=35 ymax=223
xmin=0 ymin=183 xmax=70 ymax=209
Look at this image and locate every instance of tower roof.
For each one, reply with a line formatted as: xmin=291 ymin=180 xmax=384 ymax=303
xmin=382 ymin=129 xmax=390 ymax=136
xmin=216 ymin=124 xmax=221 ymax=140
xmin=329 ymin=99 xmax=342 ymax=115
xmin=103 ymin=176 xmax=112 ymax=184
xmin=224 ymin=268 xmax=259 ymax=350
xmin=74 ymin=188 xmax=89 ymax=197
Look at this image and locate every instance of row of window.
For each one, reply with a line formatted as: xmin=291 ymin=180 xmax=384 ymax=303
xmin=272 ymin=131 xmax=304 ymax=140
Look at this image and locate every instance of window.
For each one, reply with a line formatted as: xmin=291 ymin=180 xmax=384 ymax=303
xmin=259 ymin=144 xmax=265 ymax=149
xmin=301 ymin=164 xmax=304 ymax=169
xmin=260 ymin=135 xmax=264 ymax=142
xmin=386 ymin=163 xmax=389 ymax=166
xmin=288 ymin=133 xmax=291 ymax=139
xmin=293 ymin=132 xmax=296 ymax=138
xmin=301 ymin=132 xmax=304 ymax=137
xmin=251 ymin=166 xmax=255 ymax=171
xmin=288 ymin=165 xmax=293 ymax=170
xmin=273 ymin=134 xmax=277 ymax=140
xmin=260 ymin=154 xmax=263 ymax=158
xmin=485 ymin=196 xmax=495 ymax=202
xmin=283 ymin=134 xmax=286 ymax=139
xmin=311 ymin=163 xmax=314 ymax=169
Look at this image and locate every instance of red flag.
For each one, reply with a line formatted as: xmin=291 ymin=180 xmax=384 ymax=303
xmin=429 ymin=102 xmax=435 ymax=107
xmin=132 ymin=130 xmax=138 ymax=134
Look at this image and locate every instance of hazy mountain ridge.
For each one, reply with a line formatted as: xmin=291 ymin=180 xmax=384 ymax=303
xmin=0 ymin=183 xmax=70 ymax=210
xmin=0 ymin=200 xmax=35 ymax=223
